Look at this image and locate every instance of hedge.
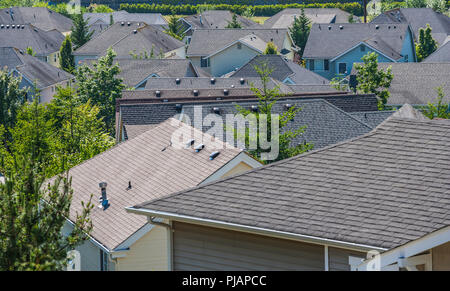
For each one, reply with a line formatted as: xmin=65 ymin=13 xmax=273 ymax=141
xmin=121 ymin=2 xmax=364 ymax=16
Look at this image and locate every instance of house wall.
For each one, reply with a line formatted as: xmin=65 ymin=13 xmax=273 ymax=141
xmin=432 ymin=241 xmax=450 ymax=271
xmin=221 ymin=161 xmax=253 ymax=178
xmin=115 ymin=224 xmax=169 ymax=271
xmin=400 ymin=28 xmax=416 ymax=62
xmin=328 ymin=247 xmax=366 ymax=271
xmin=210 ymin=43 xmax=259 ymax=77
xmin=48 ymin=51 xmax=60 ymax=68
xmin=172 ymin=222 xmax=325 ymax=271
xmin=282 ymin=32 xmax=295 ymax=60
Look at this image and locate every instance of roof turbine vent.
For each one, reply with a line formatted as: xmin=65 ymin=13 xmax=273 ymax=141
xmin=98 ymin=182 xmax=110 ymax=211
xmin=194 ymin=144 xmax=205 ymax=152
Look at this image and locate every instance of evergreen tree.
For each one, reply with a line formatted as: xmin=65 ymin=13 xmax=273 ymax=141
xmin=288 ymin=8 xmax=311 ymax=57
xmin=59 ymin=35 xmax=75 ymax=73
xmin=226 ymin=14 xmax=242 ymax=29
xmin=264 ymin=42 xmax=278 ymax=55
xmin=421 ymin=87 xmax=450 ymax=119
xmin=71 ymin=13 xmax=93 ymax=49
xmin=165 ymin=14 xmax=184 ymax=41
xmin=109 ymin=14 xmax=114 ymax=25
xmin=416 ymin=24 xmax=438 ymax=61
xmin=76 ymin=48 xmax=125 ymax=135
xmin=232 ymin=62 xmax=312 ymax=163
xmin=26 ymin=47 xmax=35 ymax=56
xmin=354 ymin=52 xmax=394 ymax=110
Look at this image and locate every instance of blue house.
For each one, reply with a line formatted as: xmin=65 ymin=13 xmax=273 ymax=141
xmin=303 ymin=23 xmax=417 ymax=79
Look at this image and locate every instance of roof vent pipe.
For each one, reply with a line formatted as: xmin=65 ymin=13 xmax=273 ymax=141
xmin=209 ymin=151 xmax=220 ymax=160
xmin=185 ymin=139 xmax=195 ymax=148
xmin=194 ymin=144 xmax=205 ymax=152
xmin=98 ymin=182 xmax=110 ymax=210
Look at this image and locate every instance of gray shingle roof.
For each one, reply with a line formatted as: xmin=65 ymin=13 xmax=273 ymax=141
xmin=263 ymin=8 xmax=361 ymax=29
xmin=0 ymin=23 xmax=64 ymax=56
xmin=303 ymin=23 xmax=410 ymax=60
xmin=0 ymin=7 xmax=73 ymax=33
xmin=351 ymin=62 xmax=450 ymax=105
xmin=349 ymin=111 xmax=395 ymax=128
xmin=63 ymin=118 xmax=243 ymax=250
xmin=371 ymin=8 xmax=450 ymax=47
xmin=180 ymin=98 xmax=375 ymax=150
xmin=230 ymin=55 xmax=330 ymax=85
xmin=0 ymin=47 xmax=73 ymax=89
xmin=180 ymin=10 xmax=260 ymax=31
xmin=423 ymin=40 xmax=450 ymax=62
xmin=84 ymin=11 xmax=167 ymax=27
xmin=187 ymin=28 xmax=290 ymax=57
xmin=132 ymin=108 xmax=450 ymax=250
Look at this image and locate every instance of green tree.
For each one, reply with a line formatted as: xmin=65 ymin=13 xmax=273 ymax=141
xmin=427 ymin=0 xmax=447 ymax=13
xmin=0 ymin=100 xmax=94 ymax=270
xmin=421 ymin=87 xmax=450 ymax=119
xmin=354 ymin=52 xmax=394 ymax=110
xmin=59 ymin=35 xmax=75 ymax=73
xmin=109 ymin=14 xmax=114 ymax=25
xmin=288 ymin=8 xmax=311 ymax=57
xmin=26 ymin=47 xmax=35 ymax=56
xmin=76 ymin=48 xmax=125 ymax=135
xmin=165 ymin=14 xmax=184 ymax=41
xmin=232 ymin=62 xmax=312 ymax=163
xmin=416 ymin=24 xmax=438 ymax=61
xmin=405 ymin=0 xmax=427 ymax=7
xmin=0 ymin=69 xmax=27 ymax=149
xmin=226 ymin=14 xmax=242 ymax=29
xmin=264 ymin=42 xmax=278 ymax=55
xmin=71 ymin=13 xmax=93 ymax=49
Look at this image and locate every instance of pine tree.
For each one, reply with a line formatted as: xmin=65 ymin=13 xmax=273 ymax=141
xmin=109 ymin=14 xmax=114 ymax=25
xmin=71 ymin=13 xmax=93 ymax=49
xmin=59 ymin=35 xmax=75 ymax=73
xmin=288 ymin=8 xmax=311 ymax=57
xmin=165 ymin=14 xmax=184 ymax=41
xmin=226 ymin=14 xmax=242 ymax=29
xmin=421 ymin=87 xmax=450 ymax=119
xmin=416 ymin=24 xmax=438 ymax=61
xmin=26 ymin=47 xmax=35 ymax=56
xmin=264 ymin=42 xmax=278 ymax=55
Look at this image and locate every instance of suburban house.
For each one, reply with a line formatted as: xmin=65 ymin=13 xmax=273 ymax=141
xmin=73 ymin=21 xmax=185 ymax=66
xmin=0 ymin=23 xmax=65 ymax=67
xmin=178 ymin=10 xmax=260 ymax=42
xmin=350 ymin=62 xmax=450 ymax=106
xmin=83 ymin=10 xmax=167 ymax=37
xmin=263 ymin=8 xmax=361 ymax=29
xmin=303 ymin=23 xmax=417 ymax=79
xmin=61 ymin=118 xmax=262 ymax=271
xmin=229 ymin=54 xmax=330 ymax=85
xmin=127 ymin=106 xmax=450 ymax=271
xmin=186 ymin=28 xmax=297 ymax=77
xmin=371 ymin=8 xmax=450 ymax=47
xmin=0 ymin=47 xmax=74 ymax=103
xmin=0 ymin=6 xmax=73 ymax=35
xmin=423 ymin=38 xmax=450 ymax=62
xmin=81 ymin=58 xmax=200 ymax=89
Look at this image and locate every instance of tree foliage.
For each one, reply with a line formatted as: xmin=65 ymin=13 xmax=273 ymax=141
xmin=59 ymin=35 xmax=75 ymax=73
xmin=288 ymin=8 xmax=311 ymax=57
xmin=165 ymin=14 xmax=184 ymax=41
xmin=421 ymin=87 xmax=450 ymax=119
xmin=71 ymin=13 xmax=94 ymax=49
xmin=354 ymin=52 xmax=394 ymax=110
xmin=416 ymin=24 xmax=438 ymax=62
xmin=233 ymin=62 xmax=313 ymax=163
xmin=264 ymin=42 xmax=278 ymax=55
xmin=226 ymin=13 xmax=242 ymax=28
xmin=76 ymin=48 xmax=125 ymax=135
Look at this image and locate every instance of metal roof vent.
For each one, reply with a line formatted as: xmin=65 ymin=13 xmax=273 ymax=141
xmin=133 ymin=29 xmax=137 ymax=34
xmin=185 ymin=139 xmax=195 ymax=148
xmin=175 ymin=103 xmax=182 ymax=112
xmin=339 ymin=25 xmax=343 ymax=30
xmin=284 ymin=103 xmax=292 ymax=110
xmin=98 ymin=182 xmax=110 ymax=211
xmin=239 ymin=78 xmax=245 ymax=85
xmin=193 ymin=89 xmax=199 ymax=96
xmin=155 ymin=90 xmax=161 ymax=97
xmin=212 ymin=107 xmax=220 ymax=114
xmin=6 ymin=25 xmax=9 ymax=29
xmin=121 ymin=21 xmax=124 ymax=26
xmin=127 ymin=22 xmax=131 ymax=26
xmin=175 ymin=78 xmax=181 ymax=84
xmin=210 ymin=78 xmax=216 ymax=84
xmin=21 ymin=25 xmax=24 ymax=29
xmin=194 ymin=144 xmax=205 ymax=152
xmin=0 ymin=25 xmax=4 ymax=29
xmin=328 ymin=26 xmax=331 ymax=30
xmin=375 ymin=25 xmax=379 ymax=30
xmin=209 ymin=151 xmax=220 ymax=160
xmin=223 ymin=89 xmax=229 ymax=96
xmin=11 ymin=24 xmax=15 ymax=29
xmin=251 ymin=105 xmax=258 ymax=112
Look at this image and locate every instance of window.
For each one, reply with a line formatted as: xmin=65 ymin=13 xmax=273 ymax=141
xmin=338 ymin=63 xmax=347 ymax=74
xmin=360 ymin=45 xmax=365 ymax=52
xmin=324 ymin=59 xmax=329 ymax=71
xmin=200 ymin=57 xmax=209 ymax=68
xmin=308 ymin=59 xmax=315 ymax=70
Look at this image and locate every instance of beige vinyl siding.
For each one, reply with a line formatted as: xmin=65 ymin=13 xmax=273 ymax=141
xmin=432 ymin=241 xmax=450 ymax=271
xmin=173 ymin=222 xmax=324 ymax=271
xmin=328 ymin=247 xmax=365 ymax=271
xmin=115 ymin=224 xmax=169 ymax=271
xmin=221 ymin=161 xmax=253 ymax=178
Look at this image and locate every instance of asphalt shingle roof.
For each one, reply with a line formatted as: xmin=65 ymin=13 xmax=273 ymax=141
xmin=230 ymin=55 xmax=330 ymax=85
xmin=303 ymin=23 xmax=409 ymax=60
xmin=423 ymin=40 xmax=450 ymax=62
xmin=0 ymin=7 xmax=73 ymax=33
xmin=349 ymin=111 xmax=395 ymax=128
xmin=133 ymin=107 xmax=450 ymax=250
xmin=0 ymin=47 xmax=73 ymax=89
xmin=180 ymin=10 xmax=260 ymax=31
xmin=84 ymin=11 xmax=167 ymax=27
xmin=63 ymin=118 xmax=243 ymax=250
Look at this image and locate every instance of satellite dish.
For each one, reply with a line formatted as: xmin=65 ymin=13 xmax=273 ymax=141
xmin=367 ymin=0 xmax=383 ymax=16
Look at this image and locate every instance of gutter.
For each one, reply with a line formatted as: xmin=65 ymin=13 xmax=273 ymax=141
xmin=126 ymin=207 xmax=387 ymax=253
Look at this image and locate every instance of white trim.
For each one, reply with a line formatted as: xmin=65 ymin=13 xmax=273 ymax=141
xmin=324 ymin=245 xmax=329 ymax=271
xmin=134 ymin=73 xmax=160 ymax=89
xmin=200 ymin=152 xmax=263 ymax=184
xmin=330 ymin=42 xmax=398 ymax=63
xmin=356 ymin=226 xmax=450 ymax=271
xmin=125 ymin=207 xmax=387 ymax=253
